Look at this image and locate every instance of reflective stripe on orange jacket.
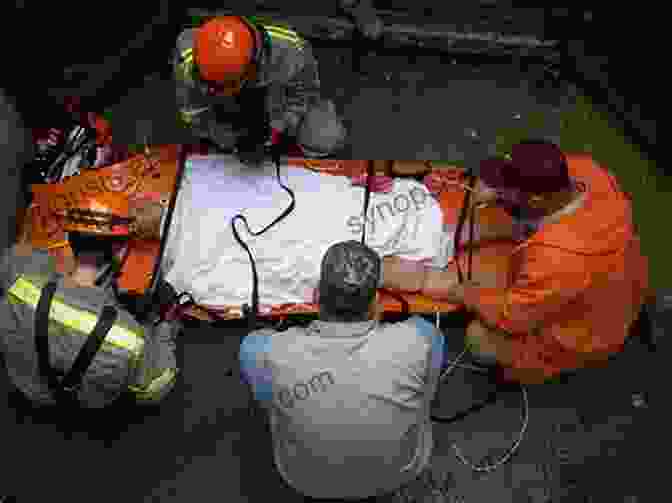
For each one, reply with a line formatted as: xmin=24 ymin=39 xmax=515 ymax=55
xmin=463 ymin=154 xmax=649 ymax=380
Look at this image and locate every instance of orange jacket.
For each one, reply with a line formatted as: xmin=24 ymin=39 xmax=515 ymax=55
xmin=463 ymin=154 xmax=649 ymax=378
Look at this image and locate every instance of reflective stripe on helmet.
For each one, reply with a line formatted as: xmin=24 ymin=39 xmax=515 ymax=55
xmin=264 ymin=25 xmax=300 ymax=40
xmin=263 ymin=25 xmax=305 ymax=49
xmin=7 ymin=276 xmax=144 ymax=359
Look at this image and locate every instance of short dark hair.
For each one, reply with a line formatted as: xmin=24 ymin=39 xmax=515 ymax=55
xmin=318 ymin=240 xmax=381 ymax=323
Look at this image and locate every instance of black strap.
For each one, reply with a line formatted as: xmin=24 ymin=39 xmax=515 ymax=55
xmin=453 ymin=173 xmax=477 ymax=284
xmin=360 ymin=160 xmax=375 ymax=245
xmin=232 ymin=146 xmax=295 ymax=331
xmin=467 ymin=188 xmax=476 ymax=282
xmin=454 ymin=132 xmax=486 ymax=283
xmin=138 ymin=145 xmax=189 ymax=325
xmin=35 ymin=280 xmax=63 ymax=399
xmin=59 ymin=305 xmax=117 ymax=394
xmin=35 ymin=279 xmax=118 ymax=406
xmin=94 ymin=241 xmax=131 ymax=288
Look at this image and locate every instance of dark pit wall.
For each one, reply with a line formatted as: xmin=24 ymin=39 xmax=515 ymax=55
xmin=0 ymin=88 xmax=33 ymax=250
xmin=4 ymin=2 xmax=187 ymax=128
xmin=544 ymin=6 xmax=658 ymax=161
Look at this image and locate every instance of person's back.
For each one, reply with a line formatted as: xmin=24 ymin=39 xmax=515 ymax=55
xmin=240 ymin=241 xmax=445 ymax=500
xmin=0 ymin=230 xmax=178 ymax=409
xmin=254 ymin=317 xmax=441 ymax=499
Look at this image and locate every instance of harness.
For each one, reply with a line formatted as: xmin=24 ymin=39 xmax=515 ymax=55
xmin=34 ymin=277 xmax=119 ymax=408
xmin=7 ymin=273 xmax=141 ymax=413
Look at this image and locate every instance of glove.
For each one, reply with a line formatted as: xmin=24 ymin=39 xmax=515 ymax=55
xmin=271 ymin=128 xmax=283 ymax=146
xmin=310 ymin=287 xmax=320 ymax=305
xmin=471 ymin=180 xmax=499 ymax=207
xmin=350 ymin=173 xmax=394 ymax=193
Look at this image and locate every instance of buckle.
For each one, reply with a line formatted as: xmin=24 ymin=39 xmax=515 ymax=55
xmin=60 ymin=384 xmax=80 ymax=394
xmin=176 ymin=292 xmax=195 ymax=307
xmin=56 ymin=381 xmax=81 ymax=403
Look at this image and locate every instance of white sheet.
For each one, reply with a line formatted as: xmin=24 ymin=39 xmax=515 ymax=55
xmin=161 ymin=155 xmax=453 ymax=307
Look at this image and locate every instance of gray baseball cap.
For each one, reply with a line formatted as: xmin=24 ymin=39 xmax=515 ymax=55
xmin=318 ymin=240 xmax=381 ymax=320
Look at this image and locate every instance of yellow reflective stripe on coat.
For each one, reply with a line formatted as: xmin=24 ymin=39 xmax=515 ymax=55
xmin=129 ymin=367 xmax=178 ymax=401
xmin=179 ymin=106 xmax=210 ymax=125
xmin=7 ymin=276 xmax=144 ymax=358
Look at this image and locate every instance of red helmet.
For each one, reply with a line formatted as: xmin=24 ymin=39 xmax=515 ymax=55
xmin=194 ymin=16 xmax=261 ymax=94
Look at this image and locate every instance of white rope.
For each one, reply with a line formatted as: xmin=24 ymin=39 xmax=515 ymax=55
xmin=452 ymin=383 xmax=529 ymax=473
xmin=434 ymin=310 xmax=530 ymax=473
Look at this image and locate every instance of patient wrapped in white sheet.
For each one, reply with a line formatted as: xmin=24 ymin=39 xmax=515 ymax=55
xmin=161 ymin=155 xmax=453 ymax=308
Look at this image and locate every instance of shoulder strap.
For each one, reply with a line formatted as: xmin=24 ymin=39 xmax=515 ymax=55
xmin=34 ymin=277 xmax=119 ymax=406
xmin=34 ymin=279 xmax=64 ymax=399
xmin=60 ymin=305 xmax=118 ymax=396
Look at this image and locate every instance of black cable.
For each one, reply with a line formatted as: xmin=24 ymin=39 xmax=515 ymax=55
xmin=432 ymin=386 xmax=504 ymax=424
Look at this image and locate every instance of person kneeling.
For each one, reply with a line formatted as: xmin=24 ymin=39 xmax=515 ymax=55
xmin=389 ymin=141 xmax=650 ymax=384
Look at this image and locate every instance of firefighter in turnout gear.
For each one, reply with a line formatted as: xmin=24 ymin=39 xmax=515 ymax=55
xmin=0 ymin=192 xmax=179 ymax=409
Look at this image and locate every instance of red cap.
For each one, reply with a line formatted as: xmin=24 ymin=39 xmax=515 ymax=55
xmin=479 ymin=141 xmax=570 ymax=194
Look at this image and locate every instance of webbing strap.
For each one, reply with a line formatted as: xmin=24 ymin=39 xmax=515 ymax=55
xmin=34 ymin=280 xmax=63 ymax=400
xmin=8 ymin=276 xmax=143 ymax=357
xmin=34 ymin=278 xmax=119 ymax=405
xmin=232 ymin=148 xmax=295 ymax=331
xmin=360 ymin=160 xmax=375 ymax=245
